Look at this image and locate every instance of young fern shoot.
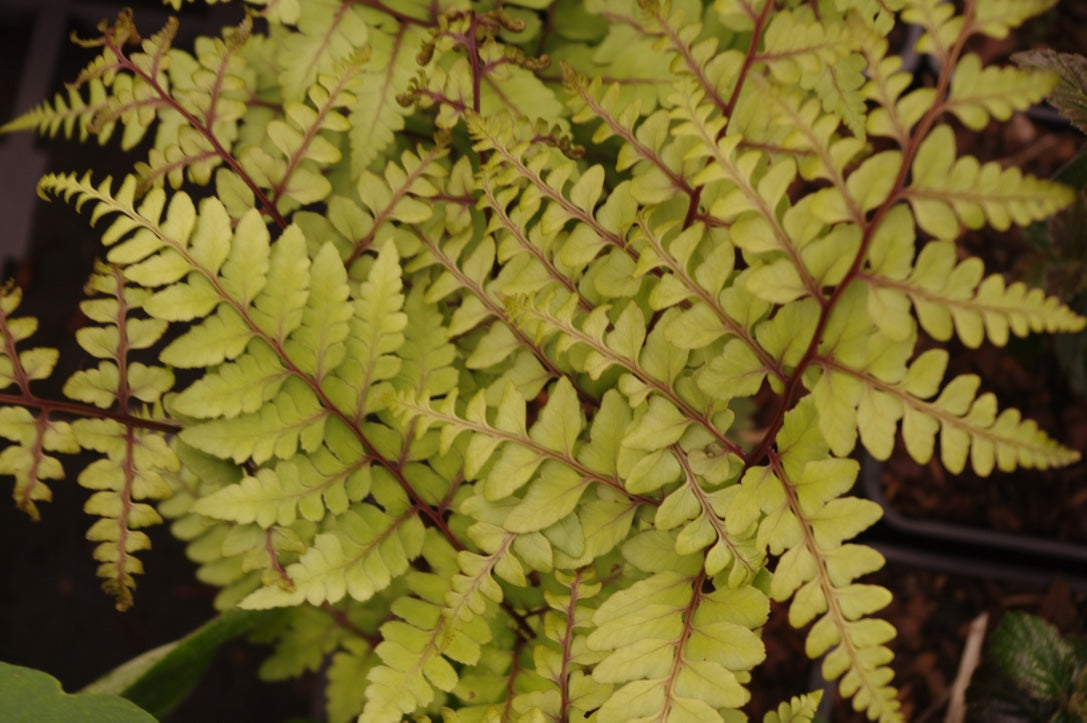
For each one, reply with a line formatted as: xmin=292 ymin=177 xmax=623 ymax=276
xmin=0 ymin=0 xmax=1081 ymax=721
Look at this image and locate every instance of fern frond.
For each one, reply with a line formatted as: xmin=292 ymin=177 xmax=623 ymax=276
xmin=813 ymin=311 xmax=1081 ymax=475
xmin=754 ymin=401 xmax=900 ymax=722
xmin=866 ymin=238 xmax=1086 ymax=348
xmin=275 ymin=0 xmax=370 ymax=102
xmin=347 ymin=18 xmax=429 ymax=174
xmin=514 ymin=568 xmax=611 ymax=720
xmin=362 ymin=531 xmax=487 ymax=722
xmin=907 ymin=125 xmax=1074 ymax=235
xmin=342 ymin=143 xmax=449 ymax=268
xmin=564 ymin=65 xmax=698 ymax=206
xmin=10 ymin=0 xmax=1087 ymax=720
xmin=0 ymin=10 xmax=168 ymax=148
xmin=58 ymin=265 xmax=175 ymax=609
xmin=0 ymin=82 xmax=114 ymax=143
xmin=863 ymin=45 xmax=935 ymax=144
xmin=588 ymin=561 xmax=769 ymax=721
xmin=136 ymin=17 xmax=254 ymax=190
xmin=639 ymin=0 xmax=735 ymax=116
xmin=397 ymin=379 xmax=632 ymax=509
xmin=187 ymin=446 xmax=362 ymax=529
xmin=0 ymin=287 xmax=77 ymax=520
xmin=759 ymin=7 xmax=866 ymax=137
xmin=239 ymin=502 xmax=425 ymax=608
xmin=763 ymin=691 xmax=823 ymax=723
xmin=967 ymin=0 xmax=1059 ymax=41
xmin=944 ymin=54 xmax=1057 ymax=130
xmin=241 ymin=52 xmax=365 ymax=212
xmin=322 ymin=240 xmax=407 ymax=421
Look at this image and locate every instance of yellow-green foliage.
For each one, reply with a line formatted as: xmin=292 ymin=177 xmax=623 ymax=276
xmin=0 ymin=0 xmax=1081 ymax=721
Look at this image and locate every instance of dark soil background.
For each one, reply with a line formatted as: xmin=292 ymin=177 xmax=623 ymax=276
xmin=0 ymin=2 xmax=1085 ymax=722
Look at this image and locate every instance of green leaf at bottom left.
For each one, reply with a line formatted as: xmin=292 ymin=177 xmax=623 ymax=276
xmin=0 ymin=661 xmax=156 ymax=723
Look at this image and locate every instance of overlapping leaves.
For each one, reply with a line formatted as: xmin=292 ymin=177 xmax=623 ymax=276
xmin=1 ymin=1 xmax=1085 ymax=722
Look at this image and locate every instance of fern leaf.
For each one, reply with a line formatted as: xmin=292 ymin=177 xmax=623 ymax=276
xmin=945 ymin=54 xmax=1057 ymax=130
xmin=326 ymin=637 xmax=379 ymax=723
xmin=0 ymin=82 xmax=113 ymax=143
xmin=757 ymin=401 xmax=900 ymax=722
xmin=763 ymin=691 xmax=823 ymax=723
xmin=180 ymin=377 xmax=328 ymax=464
xmin=0 ymin=408 xmax=78 ymax=520
xmin=47 ymin=265 xmax=176 ymax=608
xmin=74 ymin=417 xmax=178 ymax=610
xmin=0 ymin=11 xmax=170 ymax=149
xmin=515 ymin=568 xmax=611 ymax=720
xmin=362 ymin=533 xmax=483 ymax=722
xmin=761 ymin=7 xmax=866 ymax=137
xmin=247 ymin=53 xmax=365 ymax=210
xmin=136 ymin=18 xmax=253 ymax=190
xmin=589 ymin=566 xmax=769 ymax=721
xmin=281 ymin=243 xmax=353 ymax=381
xmin=349 ymin=20 xmax=430 ymax=174
xmin=346 ymin=143 xmax=448 ymax=266
xmin=188 ymin=438 xmax=367 ymax=528
xmin=908 ymin=125 xmax=1074 ymax=235
xmin=968 ymin=0 xmax=1059 ymax=40
xmin=917 ymin=243 xmax=1083 ymax=346
xmin=322 ymin=240 xmax=407 ymax=421
xmin=0 ymin=287 xmax=78 ymax=520
xmin=393 ymin=285 xmax=458 ymax=400
xmin=276 ymin=0 xmax=369 ymax=102
xmin=239 ymin=502 xmax=425 ymax=608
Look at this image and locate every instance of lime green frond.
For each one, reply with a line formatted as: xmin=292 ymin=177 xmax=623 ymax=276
xmin=239 ymin=502 xmax=426 ymax=609
xmin=0 ymin=82 xmax=115 ymax=143
xmin=872 ymin=240 xmax=1086 ymax=348
xmin=763 ymin=691 xmax=824 ymax=723
xmin=637 ymin=0 xmax=737 ymax=116
xmin=754 ymin=401 xmax=900 ymax=722
xmin=343 ymin=143 xmax=450 ymax=268
xmin=945 ymin=54 xmax=1057 ymax=130
xmin=64 ymin=265 xmax=176 ymax=608
xmin=0 ymin=11 xmax=172 ymax=148
xmin=135 ymin=16 xmax=254 ymax=190
xmin=275 ymin=0 xmax=370 ymax=103
xmin=361 ymin=531 xmax=487 ymax=722
xmin=815 ymin=341 xmax=1081 ymax=475
xmin=967 ymin=0 xmax=1059 ymax=41
xmin=0 ymin=286 xmax=74 ymax=520
xmin=347 ymin=21 xmax=429 ymax=175
xmin=908 ymin=125 xmax=1074 ymax=236
xmin=759 ymin=7 xmax=867 ymax=138
xmin=8 ymin=0 xmax=1087 ymax=720
xmin=240 ymin=52 xmax=366 ymax=212
xmin=514 ymin=569 xmax=611 ymax=720
xmin=587 ymin=564 xmax=769 ymax=721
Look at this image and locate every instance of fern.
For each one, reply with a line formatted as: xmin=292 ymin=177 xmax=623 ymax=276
xmin=2 ymin=0 xmax=1084 ymax=720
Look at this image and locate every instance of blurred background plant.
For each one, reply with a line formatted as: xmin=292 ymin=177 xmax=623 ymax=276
xmin=967 ymin=610 xmax=1087 ymax=722
xmin=1016 ymin=50 xmax=1087 ymax=397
